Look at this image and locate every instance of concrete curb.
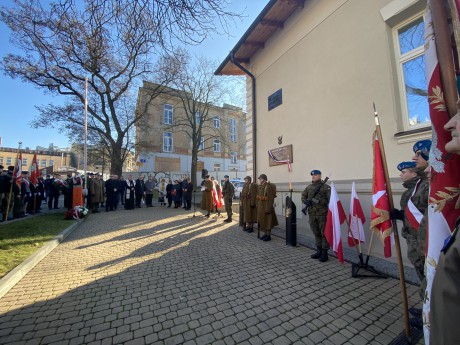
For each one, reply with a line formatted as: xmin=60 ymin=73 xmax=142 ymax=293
xmin=0 ymin=218 xmax=84 ymax=299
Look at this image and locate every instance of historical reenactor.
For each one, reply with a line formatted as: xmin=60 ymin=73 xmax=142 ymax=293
xmin=125 ymin=174 xmax=136 ymax=210
xmin=301 ymin=170 xmax=331 ymax=262
xmin=241 ymin=175 xmax=258 ymax=233
xmin=222 ymin=175 xmax=235 ymax=222
xmin=256 ymin=174 xmax=278 ymax=241
xmin=200 ymin=174 xmax=213 ymax=218
xmin=90 ymin=173 xmax=104 ymax=212
xmin=430 ymin=104 xmax=460 ymax=344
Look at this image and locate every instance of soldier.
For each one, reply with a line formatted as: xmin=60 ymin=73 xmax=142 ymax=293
xmin=412 ymin=139 xmax=431 ymax=170
xmin=301 ymin=170 xmax=331 ymax=262
xmin=222 ymin=175 xmax=235 ymax=223
xmin=256 ymin=174 xmax=278 ymax=242
xmin=241 ymin=175 xmax=258 ymax=233
xmin=200 ymin=174 xmax=213 ymax=218
xmin=430 ymin=104 xmax=460 ymax=344
xmin=390 ymin=162 xmax=428 ymax=295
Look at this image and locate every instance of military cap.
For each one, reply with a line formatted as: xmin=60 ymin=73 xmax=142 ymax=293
xmin=244 ymin=175 xmax=252 ymax=182
xmin=8 ymin=166 xmax=14 ymax=171
xmin=413 ymin=139 xmax=431 ymax=161
xmin=310 ymin=170 xmax=321 ymax=175
xmin=258 ymin=174 xmax=267 ymax=180
xmin=397 ymin=161 xmax=417 ymax=171
xmin=224 ymin=175 xmax=229 ymax=178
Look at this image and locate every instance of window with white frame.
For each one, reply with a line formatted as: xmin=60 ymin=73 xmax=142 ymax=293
xmin=195 ymin=111 xmax=202 ymax=125
xmin=163 ymin=104 xmax=173 ymax=124
xmin=163 ymin=132 xmax=173 ymax=152
xmin=41 ymin=159 xmax=47 ymax=167
xmin=22 ymin=158 xmax=27 ymax=166
xmin=6 ymin=157 xmax=12 ymax=165
xmin=213 ymin=139 xmax=221 ymax=153
xmin=49 ymin=159 xmax=54 ymax=166
xmin=198 ymin=137 xmax=204 ymax=151
xmin=230 ymin=151 xmax=237 ymax=164
xmin=213 ymin=115 xmax=220 ymax=128
xmin=230 ymin=118 xmax=237 ymax=142
xmin=394 ymin=14 xmax=430 ymax=130
xmin=213 ymin=163 xmax=220 ymax=171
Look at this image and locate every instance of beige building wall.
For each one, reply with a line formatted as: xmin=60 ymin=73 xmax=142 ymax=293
xmin=239 ymin=0 xmax=430 ymax=265
xmin=0 ymin=148 xmax=70 ymax=172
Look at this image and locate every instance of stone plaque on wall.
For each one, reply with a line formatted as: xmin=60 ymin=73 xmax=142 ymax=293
xmin=268 ymin=144 xmax=293 ymax=167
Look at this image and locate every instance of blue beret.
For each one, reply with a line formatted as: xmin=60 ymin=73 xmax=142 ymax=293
xmin=310 ymin=170 xmax=321 ymax=175
xmin=224 ymin=175 xmax=229 ymax=178
xmin=413 ymin=139 xmax=431 ymax=161
xmin=397 ymin=161 xmax=416 ymax=171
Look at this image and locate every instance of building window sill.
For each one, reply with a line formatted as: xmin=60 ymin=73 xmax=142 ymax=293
xmin=394 ymin=126 xmax=432 ymax=144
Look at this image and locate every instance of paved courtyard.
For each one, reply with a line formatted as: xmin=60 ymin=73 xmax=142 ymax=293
xmin=0 ymin=207 xmax=422 ymax=345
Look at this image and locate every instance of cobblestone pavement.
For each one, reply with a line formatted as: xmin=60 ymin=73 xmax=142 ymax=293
xmin=0 ymin=207 xmax=423 ymax=345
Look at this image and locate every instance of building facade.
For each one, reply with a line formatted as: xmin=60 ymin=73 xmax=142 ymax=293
xmin=135 ymin=81 xmax=247 ymax=181
xmin=215 ymin=0 xmax=433 ymax=264
xmin=0 ymin=147 xmax=71 ymax=173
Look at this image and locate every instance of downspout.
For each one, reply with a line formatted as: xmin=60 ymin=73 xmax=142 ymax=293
xmin=229 ymin=51 xmax=257 ymax=182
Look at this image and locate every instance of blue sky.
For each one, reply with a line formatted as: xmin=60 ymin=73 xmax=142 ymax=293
xmin=0 ymin=1 xmax=267 ymax=150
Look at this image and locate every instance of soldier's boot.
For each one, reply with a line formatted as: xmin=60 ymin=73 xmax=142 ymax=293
xmin=311 ymin=246 xmax=322 ymax=259
xmin=319 ymin=249 xmax=328 ymax=262
xmin=224 ymin=217 xmax=232 ymax=223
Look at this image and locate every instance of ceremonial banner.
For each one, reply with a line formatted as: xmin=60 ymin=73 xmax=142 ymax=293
xmin=325 ymin=182 xmax=346 ymax=264
xmin=14 ymin=153 xmax=22 ymax=189
xmin=348 ymin=182 xmax=366 ymax=247
xmin=30 ymin=154 xmax=38 ymax=186
xmin=423 ymin=3 xmax=460 ymax=341
xmin=370 ymin=132 xmax=392 ymax=258
xmin=404 ymin=180 xmax=423 ymax=231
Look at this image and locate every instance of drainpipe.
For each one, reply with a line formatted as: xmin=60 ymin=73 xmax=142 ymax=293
xmin=229 ymin=51 xmax=257 ymax=182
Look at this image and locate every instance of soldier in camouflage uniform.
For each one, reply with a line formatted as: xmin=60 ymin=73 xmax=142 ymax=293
xmin=301 ymin=170 xmax=331 ymax=262
xmin=256 ymin=174 xmax=278 ymax=242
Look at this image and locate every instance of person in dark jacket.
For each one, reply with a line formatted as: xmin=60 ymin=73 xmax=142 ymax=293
xmin=105 ymin=175 xmax=118 ymax=212
xmin=183 ymin=178 xmax=193 ymax=210
xmin=172 ymin=180 xmax=182 ymax=208
xmin=166 ymin=180 xmax=173 ymax=207
xmin=135 ymin=175 xmax=145 ymax=208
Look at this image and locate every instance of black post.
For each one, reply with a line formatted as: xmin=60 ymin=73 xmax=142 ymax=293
xmin=285 ymin=193 xmax=297 ymax=246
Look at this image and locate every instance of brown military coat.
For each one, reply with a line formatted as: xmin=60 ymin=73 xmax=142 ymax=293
xmin=90 ymin=178 xmax=104 ymax=203
xmin=201 ymin=179 xmax=213 ymax=212
xmin=256 ymin=182 xmax=278 ymax=230
xmin=241 ymin=182 xmax=257 ymax=223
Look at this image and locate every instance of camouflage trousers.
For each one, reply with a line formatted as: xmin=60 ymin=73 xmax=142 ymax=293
xmin=406 ymin=233 xmax=426 ymax=299
xmin=309 ymin=214 xmax=329 ymax=249
xmin=224 ymin=197 xmax=233 ymax=218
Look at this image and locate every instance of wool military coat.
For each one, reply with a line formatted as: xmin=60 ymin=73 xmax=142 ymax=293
xmin=256 ymin=182 xmax=278 ymax=230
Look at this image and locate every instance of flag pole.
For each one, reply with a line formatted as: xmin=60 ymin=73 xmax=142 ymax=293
xmin=5 ymin=143 xmax=22 ymax=221
xmin=373 ymin=103 xmax=411 ymax=341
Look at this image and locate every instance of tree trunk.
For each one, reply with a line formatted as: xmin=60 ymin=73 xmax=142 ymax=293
xmin=110 ymin=144 xmax=124 ymax=176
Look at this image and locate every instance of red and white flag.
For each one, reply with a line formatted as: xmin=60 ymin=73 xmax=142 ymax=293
xmin=325 ymin=182 xmax=346 ymax=264
xmin=14 ymin=153 xmax=22 ymax=189
xmin=423 ymin=3 xmax=460 ymax=342
xmin=212 ymin=182 xmax=223 ymax=209
xmin=404 ymin=180 xmax=424 ymax=231
xmin=370 ymin=131 xmax=393 ymax=258
xmin=348 ymin=182 xmax=366 ymax=247
xmin=30 ymin=153 xmax=38 ymax=186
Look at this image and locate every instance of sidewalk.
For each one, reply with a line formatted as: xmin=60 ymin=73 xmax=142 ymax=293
xmin=0 ymin=206 xmax=423 ymax=345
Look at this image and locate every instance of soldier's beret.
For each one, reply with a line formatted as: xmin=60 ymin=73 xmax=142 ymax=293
xmin=397 ymin=161 xmax=416 ymax=171
xmin=413 ymin=139 xmax=431 ymax=161
xmin=224 ymin=175 xmax=229 ymax=178
xmin=258 ymin=174 xmax=267 ymax=180
xmin=310 ymin=170 xmax=321 ymax=175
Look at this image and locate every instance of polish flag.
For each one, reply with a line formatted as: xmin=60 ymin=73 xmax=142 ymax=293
xmin=404 ymin=180 xmax=423 ymax=231
xmin=30 ymin=153 xmax=39 ymax=186
xmin=348 ymin=182 xmax=366 ymax=247
xmin=422 ymin=3 xmax=460 ymax=341
xmin=325 ymin=182 xmax=347 ymax=264
xmin=370 ymin=132 xmax=392 ymax=258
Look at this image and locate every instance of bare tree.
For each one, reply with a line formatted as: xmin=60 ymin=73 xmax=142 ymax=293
xmin=0 ymin=0 xmax=240 ymax=175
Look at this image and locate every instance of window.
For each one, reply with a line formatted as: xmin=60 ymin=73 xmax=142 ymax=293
xmin=213 ymin=163 xmax=220 ymax=171
xmin=49 ymin=160 xmax=54 ymax=166
xmin=195 ymin=111 xmax=202 ymax=125
xmin=230 ymin=151 xmax=237 ymax=164
xmin=213 ymin=115 xmax=221 ymax=128
xmin=6 ymin=157 xmax=12 ymax=165
xmin=41 ymin=159 xmax=47 ymax=167
xmin=394 ymin=15 xmax=430 ymax=130
xmin=22 ymin=158 xmax=27 ymax=166
xmin=230 ymin=118 xmax=237 ymax=142
xmin=198 ymin=137 xmax=204 ymax=151
xmin=213 ymin=139 xmax=221 ymax=153
xmin=163 ymin=104 xmax=173 ymax=124
xmin=163 ymin=132 xmax=173 ymax=152
xmin=0 ymin=157 xmax=3 ymax=165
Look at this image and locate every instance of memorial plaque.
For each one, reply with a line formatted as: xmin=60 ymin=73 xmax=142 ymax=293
xmin=268 ymin=89 xmax=282 ymax=111
xmin=268 ymin=144 xmax=293 ymax=167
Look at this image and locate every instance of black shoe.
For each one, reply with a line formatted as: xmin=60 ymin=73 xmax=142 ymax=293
xmin=319 ymin=249 xmax=328 ymax=262
xmin=224 ymin=218 xmax=232 ymax=223
xmin=409 ymin=317 xmax=423 ymax=330
xmin=311 ymin=246 xmax=322 ymax=259
xmin=409 ymin=307 xmax=422 ymax=318
xmin=246 ymin=228 xmax=254 ymax=233
xmin=260 ymin=235 xmax=267 ymax=240
xmin=205 ymin=213 xmax=210 ymax=218
xmin=263 ymin=235 xmax=271 ymax=242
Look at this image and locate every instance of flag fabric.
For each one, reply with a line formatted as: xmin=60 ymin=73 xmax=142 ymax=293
xmin=267 ymin=150 xmax=291 ymax=172
xmin=348 ymin=182 xmax=366 ymax=247
xmin=423 ymin=3 xmax=460 ymax=342
xmin=324 ymin=182 xmax=346 ymax=264
xmin=370 ymin=131 xmax=393 ymax=258
xmin=404 ymin=180 xmax=424 ymax=231
xmin=212 ymin=182 xmax=223 ymax=209
xmin=30 ymin=153 xmax=38 ymax=186
xmin=14 ymin=153 xmax=22 ymax=189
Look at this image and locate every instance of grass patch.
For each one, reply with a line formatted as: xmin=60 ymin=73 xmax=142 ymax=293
xmin=0 ymin=213 xmax=72 ymax=279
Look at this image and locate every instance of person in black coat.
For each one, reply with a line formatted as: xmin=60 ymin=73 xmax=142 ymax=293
xmin=105 ymin=175 xmax=118 ymax=212
xmin=166 ymin=179 xmax=173 ymax=208
xmin=125 ymin=175 xmax=136 ymax=210
xmin=135 ymin=175 xmax=145 ymax=208
xmin=35 ymin=176 xmax=45 ymax=213
xmin=172 ymin=180 xmax=182 ymax=208
xmin=184 ymin=178 xmax=193 ymax=210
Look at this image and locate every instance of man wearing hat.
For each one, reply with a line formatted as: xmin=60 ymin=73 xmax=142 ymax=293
xmin=412 ymin=139 xmax=431 ymax=169
xmin=256 ymin=174 xmax=278 ymax=241
xmin=241 ymin=175 xmax=258 ymax=232
xmin=222 ymin=175 xmax=235 ymax=222
xmin=200 ymin=174 xmax=213 ymax=218
xmin=301 ymin=170 xmax=331 ymax=262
